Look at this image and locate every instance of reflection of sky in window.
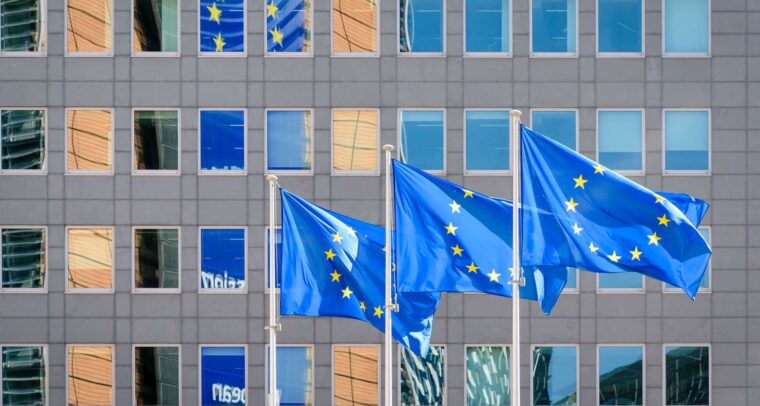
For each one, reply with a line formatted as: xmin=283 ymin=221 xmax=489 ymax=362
xmin=599 ymin=346 xmax=642 ymax=376
xmin=400 ymin=0 xmax=444 ymax=52
xmin=466 ymin=0 xmax=509 ymax=53
xmin=466 ymin=110 xmax=509 ymax=171
xmin=597 ymin=0 xmax=642 ymax=53
xmin=664 ymin=0 xmax=709 ymax=53
xmin=598 ymin=111 xmax=642 ymax=171
xmin=664 ymin=111 xmax=709 ymax=171
xmin=400 ymin=110 xmax=444 ymax=171
xmin=532 ymin=0 xmax=576 ymax=52
xmin=532 ymin=110 xmax=577 ymax=150
xmin=533 ymin=346 xmax=577 ymax=404
xmin=267 ymin=346 xmax=313 ymax=405
xmin=267 ymin=110 xmax=312 ymax=171
xmin=599 ymin=272 xmax=643 ymax=289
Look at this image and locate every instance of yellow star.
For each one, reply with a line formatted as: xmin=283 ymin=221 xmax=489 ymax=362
xmin=594 ymin=164 xmax=605 ymax=175
xmin=373 ymin=306 xmax=384 ymax=318
xmin=463 ymin=189 xmax=474 ymax=198
xmin=213 ymin=32 xmax=225 ymax=52
xmin=657 ymin=214 xmax=671 ymax=227
xmin=341 ymin=286 xmax=353 ymax=299
xmin=573 ymin=174 xmax=588 ymax=189
xmin=449 ymin=200 xmax=461 ymax=214
xmin=565 ymin=198 xmax=579 ymax=212
xmin=572 ymin=222 xmax=583 ymax=235
xmin=346 ymin=227 xmax=357 ymax=236
xmin=359 ymin=301 xmax=366 ymax=312
xmin=266 ymin=1 xmax=279 ymax=19
xmin=655 ymin=195 xmax=666 ymax=205
xmin=330 ymin=270 xmax=341 ymax=282
xmin=207 ymin=2 xmax=222 ymax=24
xmin=589 ymin=242 xmax=600 ymax=254
xmin=270 ymin=27 xmax=284 ymax=47
xmin=648 ymin=232 xmax=662 ymax=246
xmin=607 ymin=251 xmax=621 ymax=263
xmin=332 ymin=232 xmax=343 ymax=244
xmin=324 ymin=249 xmax=336 ymax=261
xmin=451 ymin=244 xmax=463 ymax=256
xmin=630 ymin=246 xmax=643 ymax=261
xmin=445 ymin=222 xmax=458 ymax=235
xmin=487 ymin=269 xmax=501 ymax=282
xmin=466 ymin=262 xmax=479 ymax=273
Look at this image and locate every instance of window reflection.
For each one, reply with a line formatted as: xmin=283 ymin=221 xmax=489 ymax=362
xmin=133 ymin=110 xmax=179 ymax=172
xmin=67 ymin=228 xmax=113 ymax=290
xmin=663 ymin=0 xmax=709 ymax=55
xmin=199 ymin=110 xmax=245 ymax=172
xmin=333 ymin=346 xmax=379 ymax=406
xmin=266 ymin=0 xmax=311 ymax=53
xmin=67 ymin=110 xmax=112 ymax=172
xmin=466 ymin=346 xmax=509 ymax=406
xmin=531 ymin=110 xmax=577 ymax=151
xmin=531 ymin=0 xmax=576 ymax=53
xmin=267 ymin=346 xmax=314 ymax=406
xmin=200 ymin=228 xmax=246 ymax=291
xmin=66 ymin=0 xmax=112 ymax=53
xmin=0 ymin=0 xmax=45 ymax=52
xmin=133 ymin=0 xmax=178 ymax=53
xmin=597 ymin=110 xmax=643 ymax=172
xmin=399 ymin=110 xmax=445 ymax=172
xmin=597 ymin=0 xmax=642 ymax=53
xmin=1 ymin=109 xmax=45 ymax=171
xmin=134 ymin=346 xmax=180 ymax=406
xmin=266 ymin=110 xmax=312 ymax=172
xmin=67 ymin=346 xmax=113 ymax=406
xmin=134 ymin=228 xmax=179 ymax=290
xmin=200 ymin=346 xmax=246 ymax=406
xmin=598 ymin=272 xmax=643 ymax=290
xmin=333 ymin=110 xmax=378 ymax=173
xmin=532 ymin=346 xmax=577 ymax=406
xmin=400 ymin=345 xmax=445 ymax=406
xmin=465 ymin=110 xmax=510 ymax=172
xmin=664 ymin=110 xmax=709 ymax=172
xmin=332 ymin=0 xmax=376 ymax=54
xmin=598 ymin=346 xmax=644 ymax=405
xmin=665 ymin=346 xmax=709 ymax=405
xmin=465 ymin=0 xmax=510 ymax=53
xmin=1 ymin=228 xmax=45 ymax=289
xmin=399 ymin=0 xmax=444 ymax=53
xmin=2 ymin=346 xmax=46 ymax=405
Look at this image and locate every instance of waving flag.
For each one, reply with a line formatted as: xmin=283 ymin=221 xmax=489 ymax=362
xmin=266 ymin=0 xmax=311 ymax=53
xmin=200 ymin=0 xmax=245 ymax=53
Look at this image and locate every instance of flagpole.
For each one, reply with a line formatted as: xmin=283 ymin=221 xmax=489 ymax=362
xmin=266 ymin=174 xmax=279 ymax=406
xmin=382 ymin=144 xmax=395 ymax=406
xmin=510 ymin=110 xmax=523 ymax=406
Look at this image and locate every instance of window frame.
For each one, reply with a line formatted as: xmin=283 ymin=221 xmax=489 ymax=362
xmin=331 ymin=108 xmax=381 ymax=176
xmin=0 ymin=225 xmax=48 ymax=294
xmin=463 ymin=344 xmax=510 ymax=406
xmin=197 ymin=0 xmax=247 ymax=57
xmin=595 ymin=108 xmax=646 ymax=176
xmin=330 ymin=0 xmax=380 ymax=57
xmin=132 ymin=344 xmax=182 ymax=406
xmin=131 ymin=226 xmax=182 ymax=294
xmin=397 ymin=0 xmax=447 ymax=57
xmin=595 ymin=0 xmax=645 ymax=58
xmin=398 ymin=343 xmax=446 ymax=406
xmin=64 ymin=226 xmax=115 ymax=294
xmin=264 ymin=343 xmax=315 ymax=406
xmin=197 ymin=108 xmax=248 ymax=176
xmin=198 ymin=225 xmax=248 ymax=294
xmin=528 ymin=0 xmax=579 ymax=58
xmin=661 ymin=0 xmax=711 ymax=58
xmin=264 ymin=108 xmax=315 ymax=176
xmin=131 ymin=108 xmax=182 ymax=176
xmin=64 ymin=0 xmax=114 ymax=57
xmin=664 ymin=225 xmax=711 ymax=293
xmin=0 ymin=107 xmax=48 ymax=175
xmin=596 ymin=343 xmax=646 ymax=406
xmin=64 ymin=108 xmax=114 ymax=175
xmin=130 ymin=0 xmax=181 ymax=57
xmin=462 ymin=0 xmax=512 ymax=58
xmin=264 ymin=0 xmax=315 ymax=58
xmin=661 ymin=108 xmax=711 ymax=176
xmin=65 ymin=344 xmax=115 ymax=406
xmin=529 ymin=108 xmax=580 ymax=151
xmin=463 ymin=108 xmax=512 ymax=175
xmin=198 ymin=344 xmax=248 ymax=406
xmin=397 ymin=108 xmax=447 ymax=175
xmin=0 ymin=344 xmax=49 ymax=406
xmin=0 ymin=0 xmax=47 ymax=57
xmin=530 ymin=343 xmax=580 ymax=406
xmin=330 ymin=344 xmax=381 ymax=406
xmin=264 ymin=225 xmax=280 ymax=294
xmin=662 ymin=343 xmax=711 ymax=406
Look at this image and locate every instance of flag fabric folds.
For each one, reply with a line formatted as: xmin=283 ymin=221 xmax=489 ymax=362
xmin=266 ymin=0 xmax=310 ymax=53
xmin=200 ymin=0 xmax=245 ymax=53
xmin=658 ymin=192 xmax=710 ymax=227
xmin=520 ymin=125 xmax=711 ymax=298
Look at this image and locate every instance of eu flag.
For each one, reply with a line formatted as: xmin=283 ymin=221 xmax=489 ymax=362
xmin=520 ymin=125 xmax=711 ymax=298
xmin=393 ymin=160 xmax=569 ymax=315
xmin=280 ymin=189 xmax=441 ymax=356
xmin=200 ymin=0 xmax=245 ymax=53
xmin=266 ymin=0 xmax=310 ymax=53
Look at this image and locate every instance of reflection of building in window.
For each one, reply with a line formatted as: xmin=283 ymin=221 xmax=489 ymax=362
xmin=0 ymin=0 xmax=45 ymax=52
xmin=266 ymin=110 xmax=312 ymax=172
xmin=1 ymin=109 xmax=45 ymax=170
xmin=66 ymin=0 xmax=111 ymax=53
xmin=665 ymin=346 xmax=709 ymax=406
xmin=333 ymin=110 xmax=377 ymax=173
xmin=465 ymin=346 xmax=509 ymax=406
xmin=1 ymin=346 xmax=46 ymax=405
xmin=399 ymin=0 xmax=444 ymax=53
xmin=400 ymin=346 xmax=445 ymax=406
xmin=67 ymin=110 xmax=112 ymax=171
xmin=67 ymin=346 xmax=113 ymax=406
xmin=333 ymin=346 xmax=378 ymax=406
xmin=134 ymin=229 xmax=179 ymax=289
xmin=133 ymin=0 xmax=178 ymax=53
xmin=134 ymin=346 xmax=180 ymax=406
xmin=269 ymin=346 xmax=314 ymax=405
xmin=532 ymin=346 xmax=577 ymax=406
xmin=134 ymin=110 xmax=179 ymax=171
xmin=332 ymin=0 xmax=376 ymax=53
xmin=598 ymin=346 xmax=644 ymax=405
xmin=67 ymin=228 xmax=113 ymax=290
xmin=1 ymin=228 xmax=45 ymax=289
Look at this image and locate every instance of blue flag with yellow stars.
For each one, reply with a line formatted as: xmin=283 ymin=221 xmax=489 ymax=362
xmin=392 ymin=160 xmax=569 ymax=315
xmin=280 ymin=189 xmax=441 ymax=356
xmin=266 ymin=0 xmax=310 ymax=53
xmin=520 ymin=125 xmax=711 ymax=298
xmin=199 ymin=0 xmax=245 ymax=53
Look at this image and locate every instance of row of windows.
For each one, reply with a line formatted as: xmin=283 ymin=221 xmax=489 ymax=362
xmin=0 ymin=226 xmax=711 ymax=293
xmin=0 ymin=0 xmax=712 ymax=57
xmin=0 ymin=108 xmax=712 ymax=175
xmin=0 ymin=343 xmax=711 ymax=406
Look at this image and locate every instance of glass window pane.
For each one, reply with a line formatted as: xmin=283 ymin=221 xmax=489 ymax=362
xmin=466 ymin=346 xmax=509 ymax=406
xmin=400 ymin=345 xmax=445 ymax=406
xmin=465 ymin=110 xmax=510 ymax=171
xmin=1 ymin=109 xmax=45 ymax=171
xmin=200 ymin=228 xmax=246 ymax=291
xmin=665 ymin=346 xmax=709 ymax=405
xmin=134 ymin=346 xmax=180 ymax=406
xmin=332 ymin=0 xmax=376 ymax=54
xmin=134 ymin=229 xmax=179 ymax=289
xmin=266 ymin=0 xmax=311 ymax=53
xmin=333 ymin=346 xmax=379 ymax=406
xmin=597 ymin=0 xmax=642 ymax=53
xmin=267 ymin=346 xmax=314 ymax=406
xmin=2 ymin=346 xmax=46 ymax=406
xmin=200 ymin=110 xmax=245 ymax=172
xmin=565 ymin=268 xmax=577 ymax=289
xmin=0 ymin=0 xmax=45 ymax=52
xmin=200 ymin=346 xmax=246 ymax=406
xmin=267 ymin=110 xmax=312 ymax=172
xmin=599 ymin=272 xmax=643 ymax=290
xmin=598 ymin=346 xmax=644 ymax=405
xmin=266 ymin=227 xmax=282 ymax=289
xmin=465 ymin=0 xmax=509 ymax=53
xmin=134 ymin=110 xmax=179 ymax=171
xmin=67 ymin=346 xmax=113 ymax=406
xmin=67 ymin=0 xmax=112 ymax=53
xmin=532 ymin=346 xmax=577 ymax=406
xmin=531 ymin=110 xmax=577 ymax=150
xmin=598 ymin=111 xmax=642 ymax=171
xmin=664 ymin=0 xmax=708 ymax=54
xmin=664 ymin=110 xmax=709 ymax=172
xmin=531 ymin=0 xmax=576 ymax=53
xmin=67 ymin=110 xmax=112 ymax=172
xmin=67 ymin=228 xmax=113 ymax=290
xmin=199 ymin=0 xmax=245 ymax=53
xmin=333 ymin=110 xmax=378 ymax=173
xmin=399 ymin=0 xmax=444 ymax=53
xmin=133 ymin=0 xmax=178 ymax=52
xmin=1 ymin=228 xmax=45 ymax=289
xmin=400 ymin=110 xmax=445 ymax=172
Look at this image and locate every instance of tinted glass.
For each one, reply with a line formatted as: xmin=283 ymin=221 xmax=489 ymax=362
xmin=266 ymin=227 xmax=282 ymax=289
xmin=1 ymin=109 xmax=45 ymax=170
xmin=133 ymin=0 xmax=178 ymax=52
xmin=532 ymin=346 xmax=577 ymax=405
xmin=0 ymin=0 xmax=45 ymax=52
xmin=598 ymin=111 xmax=642 ymax=171
xmin=134 ymin=346 xmax=180 ymax=406
xmin=665 ymin=346 xmax=709 ymax=405
xmin=400 ymin=346 xmax=445 ymax=406
xmin=465 ymin=0 xmax=509 ymax=53
xmin=67 ymin=110 xmax=112 ymax=172
xmin=400 ymin=110 xmax=445 ymax=171
xmin=67 ymin=0 xmax=111 ymax=53
xmin=67 ymin=228 xmax=113 ymax=290
xmin=333 ymin=110 xmax=378 ymax=173
xmin=200 ymin=346 xmax=246 ymax=406
xmin=531 ymin=0 xmax=576 ymax=53
xmin=133 ymin=110 xmax=179 ymax=171
xmin=664 ymin=0 xmax=709 ymax=54
xmin=597 ymin=0 xmax=642 ymax=53
xmin=333 ymin=0 xmax=376 ymax=54
xmin=67 ymin=346 xmax=113 ymax=406
xmin=565 ymin=268 xmax=577 ymax=289
xmin=268 ymin=346 xmax=314 ymax=406
xmin=664 ymin=110 xmax=709 ymax=172
xmin=200 ymin=110 xmax=245 ymax=171
xmin=199 ymin=0 xmax=245 ymax=53
xmin=333 ymin=346 xmax=379 ymax=406
xmin=266 ymin=0 xmax=311 ymax=53
xmin=2 ymin=346 xmax=45 ymax=406
xmin=134 ymin=229 xmax=179 ymax=289
xmin=1 ymin=228 xmax=45 ymax=289
xmin=598 ymin=346 xmax=644 ymax=405
xmin=267 ymin=110 xmax=312 ymax=171
xmin=466 ymin=346 xmax=509 ymax=406
xmin=399 ymin=0 xmax=444 ymax=53
xmin=200 ymin=228 xmax=246 ymax=290
xmin=531 ymin=110 xmax=577 ymax=150
xmin=599 ymin=272 xmax=643 ymax=290
xmin=465 ymin=110 xmax=510 ymax=171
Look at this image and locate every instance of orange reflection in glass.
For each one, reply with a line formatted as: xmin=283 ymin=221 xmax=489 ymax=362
xmin=67 ymin=110 xmax=112 ymax=171
xmin=333 ymin=110 xmax=378 ymax=172
xmin=67 ymin=0 xmax=112 ymax=53
xmin=333 ymin=346 xmax=379 ymax=406
xmin=67 ymin=346 xmax=113 ymax=406
xmin=67 ymin=228 xmax=113 ymax=290
xmin=332 ymin=0 xmax=377 ymax=54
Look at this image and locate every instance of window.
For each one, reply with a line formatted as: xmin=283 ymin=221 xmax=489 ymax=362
xmin=200 ymin=346 xmax=247 ymax=406
xmin=399 ymin=0 xmax=444 ymax=54
xmin=1 ymin=345 xmax=46 ymax=405
xmin=134 ymin=346 xmax=180 ymax=406
xmin=67 ymin=345 xmax=114 ymax=406
xmin=199 ymin=0 xmax=245 ymax=54
xmin=597 ymin=0 xmax=643 ymax=55
xmin=266 ymin=345 xmax=314 ymax=406
xmin=598 ymin=272 xmax=643 ymax=291
xmin=66 ymin=109 xmax=113 ymax=173
xmin=1 ymin=109 xmax=46 ymax=173
xmin=66 ymin=0 xmax=112 ymax=55
xmin=266 ymin=0 xmax=312 ymax=55
xmin=133 ymin=228 xmax=180 ymax=292
xmin=133 ymin=109 xmax=179 ymax=174
xmin=531 ymin=110 xmax=577 ymax=150
xmin=666 ymin=227 xmax=710 ymax=292
xmin=531 ymin=0 xmax=576 ymax=55
xmin=265 ymin=226 xmax=282 ymax=291
xmin=266 ymin=109 xmax=313 ymax=174
xmin=531 ymin=345 xmax=577 ymax=406
xmin=0 ymin=0 xmax=45 ymax=54
xmin=465 ymin=110 xmax=510 ymax=173
xmin=333 ymin=345 xmax=379 ymax=406
xmin=597 ymin=110 xmax=644 ymax=173
xmin=399 ymin=110 xmax=445 ymax=173
xmin=66 ymin=227 xmax=113 ymax=292
xmin=400 ymin=345 xmax=445 ymax=406
xmin=199 ymin=109 xmax=246 ymax=174
xmin=133 ymin=0 xmax=178 ymax=54
xmin=332 ymin=109 xmax=379 ymax=175
xmin=663 ymin=0 xmax=709 ymax=56
xmin=1 ymin=227 xmax=46 ymax=291
xmin=598 ymin=345 xmax=644 ymax=405
xmin=199 ymin=227 xmax=246 ymax=292
xmin=664 ymin=345 xmax=709 ymax=406
xmin=465 ymin=0 xmax=510 ymax=55
xmin=466 ymin=346 xmax=509 ymax=406
xmin=332 ymin=0 xmax=377 ymax=55
xmin=565 ymin=268 xmax=578 ymax=291
xmin=663 ymin=110 xmax=710 ymax=173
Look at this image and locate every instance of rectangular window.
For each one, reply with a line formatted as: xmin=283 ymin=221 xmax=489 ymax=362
xmin=0 ymin=0 xmax=45 ymax=54
xmin=400 ymin=345 xmax=445 ymax=406
xmin=598 ymin=345 xmax=644 ymax=405
xmin=133 ymin=0 xmax=178 ymax=54
xmin=565 ymin=268 xmax=578 ymax=290
xmin=1 ymin=109 xmax=46 ymax=173
xmin=66 ymin=0 xmax=112 ymax=55
xmin=666 ymin=227 xmax=710 ymax=292
xmin=664 ymin=345 xmax=709 ymax=405
xmin=265 ymin=226 xmax=282 ymax=291
xmin=266 ymin=109 xmax=313 ymax=173
xmin=597 ymin=0 xmax=643 ymax=55
xmin=465 ymin=110 xmax=510 ymax=173
xmin=134 ymin=346 xmax=180 ymax=406
xmin=333 ymin=345 xmax=379 ymax=406
xmin=1 ymin=227 xmax=46 ymax=291
xmin=199 ymin=227 xmax=246 ymax=292
xmin=133 ymin=228 xmax=180 ymax=292
xmin=133 ymin=109 xmax=179 ymax=174
xmin=332 ymin=0 xmax=377 ymax=55
xmin=66 ymin=227 xmax=113 ymax=292
xmin=200 ymin=346 xmax=247 ymax=406
xmin=531 ymin=0 xmax=576 ymax=55
xmin=598 ymin=272 xmax=643 ymax=291
xmin=663 ymin=0 xmax=709 ymax=56
xmin=66 ymin=109 xmax=113 ymax=173
xmin=199 ymin=109 xmax=246 ymax=174
xmin=531 ymin=110 xmax=577 ymax=150
xmin=1 ymin=345 xmax=46 ymax=405
xmin=67 ymin=345 xmax=114 ymax=406
xmin=532 ymin=345 xmax=577 ymax=406
xmin=466 ymin=346 xmax=509 ymax=406
xmin=199 ymin=0 xmax=245 ymax=54
xmin=332 ymin=109 xmax=379 ymax=175
xmin=399 ymin=0 xmax=444 ymax=54
xmin=663 ymin=109 xmax=710 ymax=173
xmin=597 ymin=110 xmax=644 ymax=173
xmin=266 ymin=0 xmax=312 ymax=54
xmin=465 ymin=0 xmax=510 ymax=55
xmin=267 ymin=346 xmax=314 ymax=406
xmin=399 ymin=110 xmax=445 ymax=173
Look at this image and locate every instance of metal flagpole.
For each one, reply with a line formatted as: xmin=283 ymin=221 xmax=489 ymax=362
xmin=382 ymin=144 xmax=395 ymax=406
xmin=509 ymin=110 xmax=524 ymax=406
xmin=266 ymin=174 xmax=280 ymax=406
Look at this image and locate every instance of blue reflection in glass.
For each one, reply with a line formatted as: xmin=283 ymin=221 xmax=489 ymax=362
xmin=665 ymin=346 xmax=709 ymax=405
xmin=267 ymin=110 xmax=312 ymax=171
xmin=200 ymin=228 xmax=246 ymax=290
xmin=465 ymin=110 xmax=510 ymax=171
xmin=400 ymin=110 xmax=445 ymax=171
xmin=267 ymin=346 xmax=314 ymax=406
xmin=200 ymin=110 xmax=245 ymax=171
xmin=598 ymin=111 xmax=642 ymax=171
xmin=598 ymin=272 xmax=643 ymax=290
xmin=266 ymin=228 xmax=282 ymax=289
xmin=565 ymin=268 xmax=577 ymax=289
xmin=200 ymin=346 xmax=246 ymax=406
xmin=597 ymin=0 xmax=642 ymax=53
xmin=598 ymin=346 xmax=644 ymax=405
xmin=664 ymin=0 xmax=709 ymax=54
xmin=465 ymin=0 xmax=510 ymax=53
xmin=532 ymin=110 xmax=577 ymax=150
xmin=531 ymin=0 xmax=576 ymax=53
xmin=401 ymin=346 xmax=445 ymax=406
xmin=399 ymin=0 xmax=444 ymax=53
xmin=664 ymin=110 xmax=709 ymax=172
xmin=466 ymin=346 xmax=510 ymax=405
xmin=532 ymin=346 xmax=577 ymax=405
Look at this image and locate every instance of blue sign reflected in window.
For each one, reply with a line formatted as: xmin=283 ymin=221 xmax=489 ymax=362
xmin=267 ymin=110 xmax=312 ymax=172
xmin=597 ymin=0 xmax=642 ymax=53
xmin=532 ymin=110 xmax=577 ymax=151
xmin=267 ymin=346 xmax=314 ymax=406
xmin=200 ymin=228 xmax=246 ymax=290
xmin=200 ymin=346 xmax=246 ymax=405
xmin=399 ymin=0 xmax=444 ymax=53
xmin=400 ymin=110 xmax=445 ymax=172
xmin=465 ymin=110 xmax=510 ymax=172
xmin=532 ymin=0 xmax=576 ymax=53
xmin=466 ymin=0 xmax=510 ymax=53
xmin=200 ymin=110 xmax=245 ymax=172
xmin=597 ymin=110 xmax=643 ymax=172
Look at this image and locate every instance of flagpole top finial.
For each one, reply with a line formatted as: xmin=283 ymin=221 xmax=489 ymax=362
xmin=265 ymin=174 xmax=278 ymax=182
xmin=382 ymin=144 xmax=395 ymax=152
xmin=510 ymin=110 xmax=522 ymax=117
